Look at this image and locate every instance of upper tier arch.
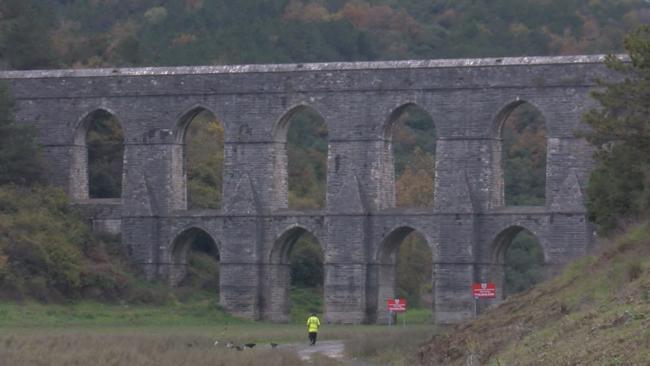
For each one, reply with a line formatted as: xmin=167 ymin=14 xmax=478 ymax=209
xmin=272 ymin=104 xmax=328 ymax=143
xmin=492 ymin=99 xmax=546 ymax=139
xmin=175 ymin=104 xmax=226 ymax=143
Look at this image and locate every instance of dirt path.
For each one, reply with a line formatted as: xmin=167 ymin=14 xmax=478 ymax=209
xmin=289 ymin=340 xmax=381 ymax=366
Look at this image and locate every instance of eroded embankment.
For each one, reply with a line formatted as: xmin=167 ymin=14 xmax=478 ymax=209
xmin=418 ymin=223 xmax=650 ymax=365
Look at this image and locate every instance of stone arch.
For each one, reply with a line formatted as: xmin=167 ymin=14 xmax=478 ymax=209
xmin=489 ymin=225 xmax=546 ymax=301
xmin=70 ymin=108 xmax=124 ymax=201
xmin=73 ymin=107 xmax=121 ymax=144
xmin=371 ymin=225 xmax=433 ymax=323
xmin=269 ymin=225 xmax=324 ymax=263
xmin=376 ymin=225 xmax=433 ymax=261
xmin=269 ymin=223 xmax=326 ymax=260
xmin=272 ymin=104 xmax=328 ymax=143
xmin=262 ymin=225 xmax=325 ymax=322
xmin=492 ymin=100 xmax=528 ymax=138
xmin=382 ymin=103 xmax=437 ymax=208
xmin=383 ymin=102 xmax=434 ymax=139
xmin=168 ymin=226 xmax=221 ymax=287
xmin=174 ymin=104 xmax=226 ymax=143
xmin=491 ymin=99 xmax=548 ymax=206
xmin=171 ymin=105 xmax=225 ymax=210
xmin=271 ymin=104 xmax=329 ymax=209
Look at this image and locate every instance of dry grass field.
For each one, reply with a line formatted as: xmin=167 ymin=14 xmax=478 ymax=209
xmin=0 ymin=326 xmax=436 ymax=366
xmin=0 ymin=302 xmax=437 ymax=366
xmin=0 ymin=332 xmax=306 ymax=366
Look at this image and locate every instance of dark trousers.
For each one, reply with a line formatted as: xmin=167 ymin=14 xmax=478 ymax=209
xmin=308 ymin=332 xmax=318 ymax=345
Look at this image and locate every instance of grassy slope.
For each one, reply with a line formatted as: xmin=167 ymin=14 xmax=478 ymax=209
xmin=0 ymin=299 xmax=243 ymax=328
xmin=418 ymin=223 xmax=650 ymax=365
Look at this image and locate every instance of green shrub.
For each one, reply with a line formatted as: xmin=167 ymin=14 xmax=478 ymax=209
xmin=179 ymin=251 xmax=220 ymax=291
xmin=290 ymin=235 xmax=324 ymax=288
xmin=0 ymin=186 xmax=138 ymax=302
xmin=0 ymin=186 xmax=86 ymax=299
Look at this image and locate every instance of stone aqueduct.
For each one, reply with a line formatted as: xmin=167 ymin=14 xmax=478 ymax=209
xmin=0 ymin=55 xmax=614 ymax=324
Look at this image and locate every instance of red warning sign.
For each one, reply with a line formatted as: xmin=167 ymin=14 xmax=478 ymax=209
xmin=387 ymin=298 xmax=407 ymax=312
xmin=472 ymin=283 xmax=496 ymax=299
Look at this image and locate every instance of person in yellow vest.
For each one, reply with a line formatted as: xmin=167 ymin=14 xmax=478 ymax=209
xmin=306 ymin=312 xmax=321 ymax=346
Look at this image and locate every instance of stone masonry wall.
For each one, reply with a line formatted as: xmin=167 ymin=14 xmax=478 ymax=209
xmin=0 ymin=55 xmax=619 ymax=324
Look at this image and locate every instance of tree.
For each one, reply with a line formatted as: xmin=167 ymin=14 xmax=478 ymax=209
xmin=185 ymin=111 xmax=224 ymax=209
xmin=502 ymin=103 xmax=547 ymax=206
xmin=0 ymin=0 xmax=58 ymax=69
xmin=87 ymin=112 xmax=124 ymax=198
xmin=0 ymin=84 xmax=44 ymax=186
xmin=287 ymin=109 xmax=328 ymax=209
xmin=396 ymin=233 xmax=432 ymax=308
xmin=504 ymin=231 xmax=544 ymax=297
xmin=582 ymin=26 xmax=650 ymax=233
xmin=289 ymin=235 xmax=324 ymax=288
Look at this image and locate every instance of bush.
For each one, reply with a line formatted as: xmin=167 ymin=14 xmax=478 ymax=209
xmin=0 ymin=186 xmax=86 ymax=299
xmin=178 ymin=251 xmax=220 ymax=291
xmin=290 ymin=235 xmax=324 ymax=288
xmin=0 ymin=186 xmax=139 ymax=302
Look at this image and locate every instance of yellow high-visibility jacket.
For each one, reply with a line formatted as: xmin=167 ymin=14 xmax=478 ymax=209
xmin=306 ymin=315 xmax=320 ymax=332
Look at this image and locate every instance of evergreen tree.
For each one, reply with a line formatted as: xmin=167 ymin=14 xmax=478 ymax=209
xmin=582 ymin=26 xmax=650 ymax=233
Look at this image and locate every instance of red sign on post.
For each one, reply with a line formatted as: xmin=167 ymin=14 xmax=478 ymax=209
xmin=387 ymin=298 xmax=407 ymax=312
xmin=472 ymin=283 xmax=496 ymax=299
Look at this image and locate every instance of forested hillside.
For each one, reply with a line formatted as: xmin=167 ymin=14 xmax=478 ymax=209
xmin=1 ymin=0 xmax=647 ymax=70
